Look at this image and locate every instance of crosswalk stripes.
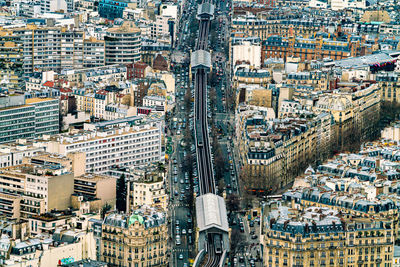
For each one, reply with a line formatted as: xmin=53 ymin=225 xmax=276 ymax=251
xmin=171 ymin=203 xmax=190 ymax=208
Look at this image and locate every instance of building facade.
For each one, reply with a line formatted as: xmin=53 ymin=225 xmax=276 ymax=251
xmin=105 ymin=21 xmax=142 ymax=65
xmin=101 ymin=207 xmax=168 ymax=267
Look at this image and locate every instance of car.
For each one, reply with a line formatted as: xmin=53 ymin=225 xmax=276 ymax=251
xmin=174 ymin=190 xmax=178 ymax=196
xmin=185 ymin=179 xmax=189 ymax=184
xmin=174 ymin=176 xmax=178 ymax=183
xmin=180 ymin=179 xmax=184 ymax=184
xmin=182 ymin=229 xmax=186 ymax=234
xmin=249 ymin=221 xmax=254 ymax=227
xmin=251 ymin=234 xmax=257 ymax=239
xmin=250 ymin=230 xmax=255 ymax=235
xmin=185 ymin=185 xmax=190 ymax=190
xmin=239 ymin=256 xmax=244 ymax=263
xmin=179 ymin=195 xmax=184 ymax=201
xmin=183 ymin=263 xmax=188 ymax=267
xmin=188 ymin=229 xmax=192 ymax=234
xmin=188 ymin=218 xmax=192 ymax=224
xmin=179 ymin=254 xmax=183 ymax=260
xmin=188 ymin=235 xmax=193 ymax=244
xmin=176 ymin=220 xmax=180 ymax=226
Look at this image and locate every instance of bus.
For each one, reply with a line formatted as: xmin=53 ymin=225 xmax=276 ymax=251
xmin=214 ymin=234 xmax=222 ymax=254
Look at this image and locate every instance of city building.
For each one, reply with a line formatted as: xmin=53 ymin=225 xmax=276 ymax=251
xmin=43 ymin=117 xmax=163 ymax=174
xmin=0 ymin=161 xmax=74 ymax=219
xmin=0 ymin=95 xmax=60 ymax=144
xmin=232 ymin=37 xmax=262 ymax=68
xmin=101 ymin=206 xmax=168 ymax=266
xmin=262 ymin=35 xmax=359 ymax=62
xmin=99 ymin=0 xmax=133 ymax=20
xmin=73 ymin=173 xmax=116 ymax=208
xmin=0 ymin=139 xmax=44 ymax=168
xmin=263 ymin=204 xmax=395 ymax=267
xmin=25 ymin=97 xmax=60 ymax=138
xmin=40 ymin=0 xmax=75 ymax=13
xmin=105 ymin=21 xmax=142 ymax=65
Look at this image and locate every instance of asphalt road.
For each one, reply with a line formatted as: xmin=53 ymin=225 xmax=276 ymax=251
xmin=168 ymin=64 xmax=195 ymax=267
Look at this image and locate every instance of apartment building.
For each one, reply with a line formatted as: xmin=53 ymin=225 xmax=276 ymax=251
xmin=236 ymin=109 xmax=333 ymax=190
xmin=262 ymin=35 xmax=359 ymax=62
xmin=231 ymin=37 xmax=262 ymax=68
xmin=73 ymin=174 xmax=116 ymax=207
xmin=0 ymin=32 xmax=24 ymax=90
xmin=40 ymin=0 xmax=75 ymax=13
xmin=44 ymin=118 xmax=163 ymax=174
xmin=231 ymin=16 xmax=324 ymax=41
xmin=25 ymin=98 xmax=59 ymax=138
xmin=314 ymin=81 xmax=381 ymax=149
xmin=99 ymin=0 xmax=133 ymax=20
xmin=125 ymin=163 xmax=168 ymax=211
xmin=263 ymin=204 xmax=394 ymax=267
xmin=285 ymin=71 xmax=329 ymax=91
xmin=0 ymin=162 xmax=74 ymax=219
xmin=105 ymin=21 xmax=142 ymax=65
xmin=0 ymin=26 xmax=105 ymax=75
xmin=64 ymin=64 xmax=128 ymax=85
xmin=83 ymin=37 xmax=106 ymax=68
xmin=0 ymin=95 xmax=60 ymax=146
xmin=0 ymin=151 xmax=85 ymax=219
xmin=101 ymin=207 xmax=168 ymax=267
xmin=0 ymin=95 xmax=35 ymax=144
xmin=376 ymin=72 xmax=400 ymax=102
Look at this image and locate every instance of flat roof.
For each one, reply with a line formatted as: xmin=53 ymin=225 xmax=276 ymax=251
xmin=26 ymin=97 xmax=56 ymax=104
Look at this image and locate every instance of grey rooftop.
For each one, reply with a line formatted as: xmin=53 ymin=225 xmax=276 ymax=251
xmin=197 ymin=3 xmax=215 ymax=18
xmin=191 ymin=50 xmax=211 ymax=69
xmin=196 ymin=193 xmax=229 ymax=233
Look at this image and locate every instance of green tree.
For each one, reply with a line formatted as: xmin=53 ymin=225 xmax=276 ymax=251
xmin=116 ymin=174 xmax=127 ymax=212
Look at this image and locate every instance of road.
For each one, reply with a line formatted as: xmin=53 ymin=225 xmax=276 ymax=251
xmin=168 ymin=64 xmax=195 ymax=267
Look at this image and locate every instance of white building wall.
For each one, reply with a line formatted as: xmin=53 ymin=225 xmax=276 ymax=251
xmin=232 ymin=41 xmax=261 ymax=68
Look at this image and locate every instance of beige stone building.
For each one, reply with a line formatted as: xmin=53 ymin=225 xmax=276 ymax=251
xmin=73 ymin=174 xmax=116 ymax=207
xmin=263 ymin=204 xmax=395 ymax=267
xmin=101 ymin=206 xmax=168 ymax=267
xmin=314 ymin=81 xmax=381 ymax=150
xmin=236 ymin=110 xmax=333 ymax=191
xmin=0 ymin=163 xmax=74 ymax=219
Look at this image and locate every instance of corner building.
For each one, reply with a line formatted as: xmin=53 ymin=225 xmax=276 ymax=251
xmin=101 ymin=207 xmax=168 ymax=267
xmin=263 ymin=206 xmax=395 ymax=267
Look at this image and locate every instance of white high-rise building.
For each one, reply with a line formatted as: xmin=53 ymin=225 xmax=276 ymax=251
xmin=41 ymin=0 xmax=75 ymax=13
xmin=42 ymin=118 xmax=163 ymax=174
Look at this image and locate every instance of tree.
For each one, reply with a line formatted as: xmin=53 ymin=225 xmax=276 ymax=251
xmin=101 ymin=203 xmax=112 ymax=219
xmin=226 ymin=194 xmax=240 ymax=214
xmin=230 ymin=228 xmax=248 ymax=263
xmin=116 ymin=174 xmax=127 ymax=212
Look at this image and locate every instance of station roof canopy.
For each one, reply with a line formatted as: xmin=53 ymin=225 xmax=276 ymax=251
xmin=197 ymin=3 xmax=215 ymax=17
xmin=191 ymin=50 xmax=211 ymax=69
xmin=196 ymin=193 xmax=229 ymax=233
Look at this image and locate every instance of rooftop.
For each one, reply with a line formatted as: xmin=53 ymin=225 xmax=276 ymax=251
xmin=196 ymin=193 xmax=229 ymax=233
